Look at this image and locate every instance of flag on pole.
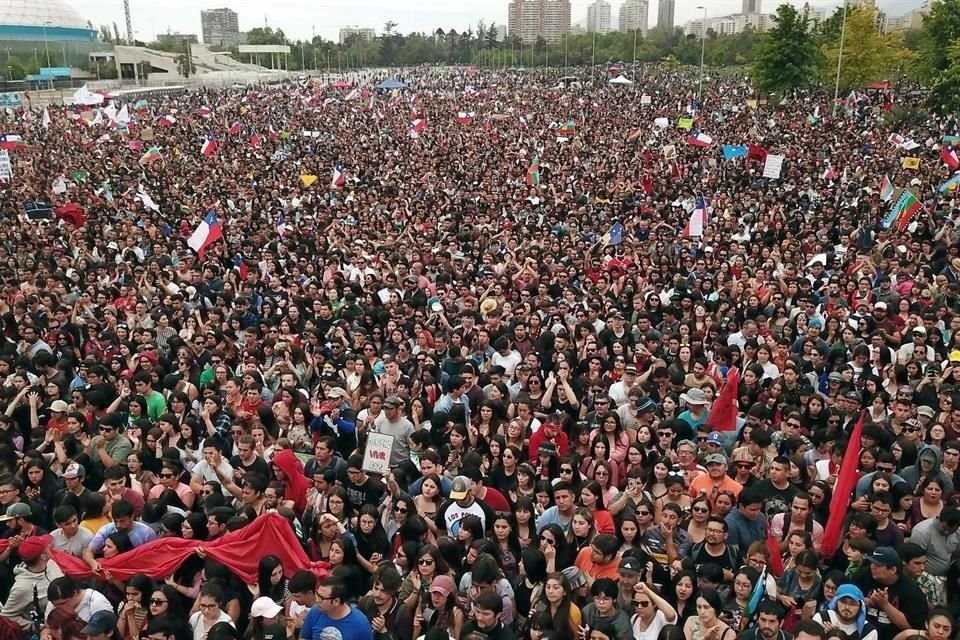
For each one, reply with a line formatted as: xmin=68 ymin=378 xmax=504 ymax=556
xmin=276 ymin=213 xmax=287 ymax=237
xmin=744 ymin=566 xmax=769 ymax=624
xmin=409 ymin=118 xmax=426 ymax=138
xmin=687 ymin=132 xmax=713 ymax=147
xmin=882 ymin=189 xmax=923 ymax=232
xmin=201 ymin=136 xmax=217 ymax=158
xmin=0 ymin=134 xmax=26 ymax=150
xmin=133 ymin=99 xmax=149 ymax=114
xmin=196 ymin=106 xmax=212 ymax=117
xmin=683 ymin=195 xmax=708 ymax=237
xmin=456 ymin=111 xmax=475 ymax=124
xmin=943 ymin=146 xmax=960 ymax=170
xmin=233 ymin=255 xmax=248 ymax=280
xmin=940 ymin=173 xmax=960 ymax=194
xmin=54 ymin=203 xmax=86 ymax=227
xmin=187 ymin=211 xmax=223 ymax=261
xmin=625 ymin=127 xmax=643 ymax=143
xmin=227 ymin=121 xmax=242 ymax=135
xmin=250 ymin=131 xmax=261 ymax=148
xmin=558 ymin=120 xmax=576 ymax=135
xmin=331 ymin=163 xmax=345 ymax=188
xmin=902 ymin=157 xmax=921 ymax=170
xmin=602 ymin=222 xmax=623 ymax=246
xmin=821 ymin=166 xmax=837 ymax=181
xmin=42 ymin=108 xmax=51 ymax=129
xmin=158 ymin=114 xmax=177 ymax=127
xmin=526 ymin=155 xmax=540 ymax=187
xmin=880 ymin=175 xmax=894 ymax=201
xmin=138 ymin=146 xmax=163 ymax=165
xmin=268 ymin=126 xmax=279 ymax=140
xmin=821 ymin=412 xmax=865 ymax=557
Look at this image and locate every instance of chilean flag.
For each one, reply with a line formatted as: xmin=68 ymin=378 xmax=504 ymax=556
xmin=456 ymin=111 xmax=475 ymax=124
xmin=409 ymin=118 xmax=426 ymax=139
xmin=158 ymin=114 xmax=177 ymax=127
xmin=687 ymin=131 xmax=713 ymax=147
xmin=683 ymin=195 xmax=708 ymax=237
xmin=821 ymin=166 xmax=837 ymax=181
xmin=268 ymin=125 xmax=279 ymax=140
xmin=227 ymin=121 xmax=242 ymax=135
xmin=943 ymin=146 xmax=960 ymax=170
xmin=331 ymin=163 xmax=345 ymax=188
xmin=196 ymin=106 xmax=212 ymax=117
xmin=187 ymin=211 xmax=223 ymax=261
xmin=250 ymin=131 xmax=261 ymax=148
xmin=200 ymin=137 xmax=217 ymax=158
xmin=0 ymin=134 xmax=25 ymax=150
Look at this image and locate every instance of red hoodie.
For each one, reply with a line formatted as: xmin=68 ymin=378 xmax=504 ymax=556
xmin=528 ymin=423 xmax=569 ymax=463
xmin=271 ymin=449 xmax=310 ymax=514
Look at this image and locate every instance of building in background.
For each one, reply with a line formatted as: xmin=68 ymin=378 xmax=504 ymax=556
xmin=618 ymin=0 xmax=648 ymax=34
xmin=200 ymin=7 xmax=240 ymax=46
xmin=884 ymin=1 xmax=929 ymax=31
xmin=507 ymin=0 xmax=571 ymax=43
xmin=587 ymin=0 xmax=611 ymax=33
xmin=684 ymin=10 xmax=771 ymax=36
xmin=802 ymin=2 xmax=828 ymax=26
xmin=656 ymin=0 xmax=675 ymax=30
xmin=338 ymin=26 xmax=375 ymax=44
xmin=0 ymin=0 xmax=97 ymax=70
xmin=742 ymin=0 xmax=761 ymax=14
xmin=158 ymin=32 xmax=198 ymax=46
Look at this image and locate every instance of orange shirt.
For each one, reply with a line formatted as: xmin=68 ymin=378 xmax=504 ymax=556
xmin=687 ymin=474 xmax=743 ymax=506
xmin=574 ymin=547 xmax=620 ymax=581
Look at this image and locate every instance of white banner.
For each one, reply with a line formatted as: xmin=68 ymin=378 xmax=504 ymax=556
xmin=0 ymin=151 xmax=12 ymax=181
xmin=763 ymin=154 xmax=785 ymax=179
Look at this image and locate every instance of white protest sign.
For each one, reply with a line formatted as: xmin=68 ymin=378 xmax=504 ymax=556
xmin=362 ymin=432 xmax=394 ymax=475
xmin=0 ymin=151 xmax=12 ymax=181
xmin=640 ymin=95 xmax=652 ymax=105
xmin=763 ymin=154 xmax=785 ymax=179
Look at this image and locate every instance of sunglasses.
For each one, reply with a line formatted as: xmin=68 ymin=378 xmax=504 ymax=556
xmin=150 ymin=599 xmax=168 ymax=606
xmin=418 ymin=558 xmax=434 ymax=566
xmin=560 ymin=467 xmax=573 ymax=473
xmin=539 ymin=536 xmax=554 ymax=544
xmin=692 ymin=506 xmax=710 ymax=513
xmin=394 ymin=506 xmax=407 ymax=514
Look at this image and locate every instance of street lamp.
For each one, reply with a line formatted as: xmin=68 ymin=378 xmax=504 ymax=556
xmin=696 ymin=6 xmax=706 ymax=113
xmin=833 ymin=0 xmax=849 ymax=115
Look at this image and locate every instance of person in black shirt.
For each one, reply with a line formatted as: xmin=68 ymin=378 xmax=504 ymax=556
xmin=343 ymin=455 xmax=385 ymax=513
xmin=853 ymin=547 xmax=928 ymax=640
xmin=754 ymin=456 xmax=800 ymax=519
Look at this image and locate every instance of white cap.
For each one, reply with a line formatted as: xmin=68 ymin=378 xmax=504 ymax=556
xmin=250 ymin=596 xmax=283 ymax=619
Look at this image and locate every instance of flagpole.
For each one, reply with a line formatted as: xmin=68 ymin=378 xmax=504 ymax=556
xmin=697 ymin=5 xmax=706 ymax=113
xmin=833 ymin=1 xmax=849 ymax=116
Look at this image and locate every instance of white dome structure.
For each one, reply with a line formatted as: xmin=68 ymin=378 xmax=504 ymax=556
xmin=0 ymin=0 xmax=95 ymax=40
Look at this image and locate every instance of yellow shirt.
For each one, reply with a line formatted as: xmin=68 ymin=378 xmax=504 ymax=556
xmin=81 ymin=515 xmax=110 ymax=534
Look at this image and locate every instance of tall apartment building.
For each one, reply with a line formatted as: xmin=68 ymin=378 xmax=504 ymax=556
xmin=508 ymin=0 xmax=572 ymax=43
xmin=587 ymin=0 xmax=612 ymax=33
xmin=338 ymin=26 xmax=376 ymax=44
xmin=657 ymin=0 xmax=675 ymax=30
xmin=200 ymin=7 xmax=240 ymax=46
xmin=618 ymin=0 xmax=649 ymax=34
xmin=742 ymin=0 xmax=762 ymax=14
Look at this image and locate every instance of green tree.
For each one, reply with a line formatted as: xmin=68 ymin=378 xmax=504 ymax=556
xmin=917 ymin=0 xmax=960 ymax=80
xmin=5 ymin=57 xmax=24 ymax=80
xmin=927 ymin=38 xmax=960 ymax=112
xmin=821 ymin=8 xmax=908 ymax=91
xmin=752 ymin=4 xmax=820 ymax=94
xmin=98 ymin=24 xmax=114 ymax=43
xmin=246 ymin=27 xmax=287 ymax=45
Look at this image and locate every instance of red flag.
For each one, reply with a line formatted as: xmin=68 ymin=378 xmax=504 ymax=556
xmin=670 ymin=160 xmax=683 ymax=180
xmin=706 ymin=368 xmax=739 ymax=431
xmin=227 ymin=121 xmax=241 ymax=135
xmin=250 ymin=132 xmax=261 ymax=148
xmin=821 ymin=411 xmax=866 ymax=557
xmin=54 ymin=203 xmax=86 ymax=227
xmin=641 ymin=171 xmax=653 ymax=195
xmin=748 ymin=144 xmax=768 ymax=163
xmin=766 ymin=524 xmax=784 ymax=577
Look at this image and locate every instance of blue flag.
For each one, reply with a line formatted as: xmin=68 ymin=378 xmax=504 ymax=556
xmin=722 ymin=145 xmax=748 ymax=160
xmin=603 ymin=222 xmax=624 ymax=246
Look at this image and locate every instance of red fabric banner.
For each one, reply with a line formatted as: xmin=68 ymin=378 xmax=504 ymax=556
xmin=0 ymin=513 xmax=328 ymax=584
xmin=820 ymin=412 xmax=865 ymax=558
xmin=706 ymin=367 xmax=740 ymax=432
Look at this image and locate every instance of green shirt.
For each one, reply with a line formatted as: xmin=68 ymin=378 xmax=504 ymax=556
xmin=144 ymin=390 xmax=167 ymax=421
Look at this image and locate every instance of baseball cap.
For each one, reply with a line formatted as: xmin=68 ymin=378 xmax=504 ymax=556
xmin=0 ymin=503 xmax=31 ymax=521
xmin=618 ymin=556 xmax=642 ymax=575
xmin=625 ymin=365 xmax=638 ymax=375
xmin=429 ymin=575 xmax=456 ymax=597
xmin=917 ymin=406 xmax=935 ymax=419
xmin=18 ymin=534 xmax=52 ymax=562
xmin=865 ymin=547 xmax=900 ymax=567
xmin=705 ymin=453 xmax=727 ymax=466
xmin=951 ymin=351 xmax=960 ymax=363
xmin=250 ymin=596 xmax=283 ymax=619
xmin=827 ymin=372 xmax=843 ymax=383
xmin=81 ymin=611 xmax=117 ymax=636
xmin=383 ymin=396 xmax=403 ymax=409
xmin=50 ymin=400 xmax=69 ymax=413
xmin=912 ymin=326 xmax=927 ymax=336
xmin=706 ymin=432 xmax=724 ymax=446
xmin=63 ymin=463 xmax=85 ymax=479
xmin=874 ymin=301 xmax=887 ymax=310
xmin=449 ymin=476 xmax=470 ymax=501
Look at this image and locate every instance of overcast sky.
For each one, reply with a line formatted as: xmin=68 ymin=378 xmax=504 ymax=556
xmin=68 ymin=0 xmax=922 ymax=42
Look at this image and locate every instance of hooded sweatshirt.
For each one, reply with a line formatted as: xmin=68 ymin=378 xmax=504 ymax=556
xmin=271 ymin=449 xmax=310 ymax=514
xmin=899 ymin=446 xmax=954 ymax=496
xmin=812 ymin=584 xmax=878 ymax=640
xmin=0 ymin=559 xmax=64 ymax=629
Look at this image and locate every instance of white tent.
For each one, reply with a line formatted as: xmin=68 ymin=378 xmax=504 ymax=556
xmin=609 ymin=75 xmax=633 ymax=85
xmin=67 ymin=85 xmax=105 ymax=106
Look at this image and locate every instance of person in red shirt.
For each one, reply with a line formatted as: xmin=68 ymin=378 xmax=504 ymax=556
xmin=528 ymin=418 xmax=569 ymax=462
xmin=463 ymin=466 xmax=511 ymax=515
xmin=574 ymin=533 xmax=621 ymax=588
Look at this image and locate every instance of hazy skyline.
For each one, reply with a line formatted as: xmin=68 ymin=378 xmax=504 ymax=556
xmin=67 ymin=0 xmax=923 ymax=42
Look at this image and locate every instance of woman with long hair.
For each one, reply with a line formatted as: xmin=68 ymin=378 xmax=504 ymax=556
xmin=248 ymin=555 xmax=287 ymax=604
xmin=580 ymin=480 xmax=615 ymax=535
xmin=567 ymin=508 xmax=597 ymax=556
xmin=399 ymin=544 xmax=449 ymax=610
xmin=534 ymin=571 xmax=581 ymax=640
xmin=912 ymin=476 xmax=946 ymax=522
xmin=515 ymin=496 xmax=538 ymax=549
xmin=682 ymin=589 xmax=734 ymax=640
xmin=118 ymin=573 xmax=155 ymax=640
xmin=515 ymin=548 xmax=547 ymax=632
xmin=667 ymin=570 xmax=699 ymax=628
xmin=539 ymin=523 xmax=574 ymax=574
xmin=489 ymin=513 xmax=522 ymax=583
xmin=354 ymin=504 xmax=390 ymax=575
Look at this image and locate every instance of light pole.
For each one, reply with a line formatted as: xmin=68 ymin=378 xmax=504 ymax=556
xmin=564 ymin=33 xmax=568 ymax=70
xmin=42 ymin=20 xmax=52 ymax=90
xmin=696 ymin=6 xmax=706 ymax=113
xmin=632 ymin=26 xmax=638 ymax=88
xmin=833 ymin=0 xmax=849 ymax=115
xmin=591 ymin=31 xmax=596 ymax=67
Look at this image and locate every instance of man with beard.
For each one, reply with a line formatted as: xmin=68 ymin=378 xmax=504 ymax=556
xmin=738 ymin=599 xmax=792 ymax=640
xmin=812 ymin=584 xmax=879 ymax=640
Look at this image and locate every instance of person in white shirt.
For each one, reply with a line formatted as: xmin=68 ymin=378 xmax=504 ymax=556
xmin=44 ymin=575 xmax=114 ymax=624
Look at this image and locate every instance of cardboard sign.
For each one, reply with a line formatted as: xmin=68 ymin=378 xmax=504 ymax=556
xmin=763 ymin=154 xmax=785 ymax=179
xmin=640 ymin=95 xmax=651 ymax=105
xmin=141 ymin=127 xmax=155 ymax=141
xmin=362 ymin=432 xmax=394 ymax=475
xmin=0 ymin=151 xmax=12 ymax=181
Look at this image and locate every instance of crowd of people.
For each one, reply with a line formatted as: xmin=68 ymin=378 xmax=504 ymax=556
xmin=0 ymin=63 xmax=954 ymax=640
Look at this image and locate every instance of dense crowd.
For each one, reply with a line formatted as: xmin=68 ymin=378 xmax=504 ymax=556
xmin=0 ymin=64 xmax=954 ymax=640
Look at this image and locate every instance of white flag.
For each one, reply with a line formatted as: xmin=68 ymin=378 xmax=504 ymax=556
xmin=42 ymin=108 xmax=50 ymax=129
